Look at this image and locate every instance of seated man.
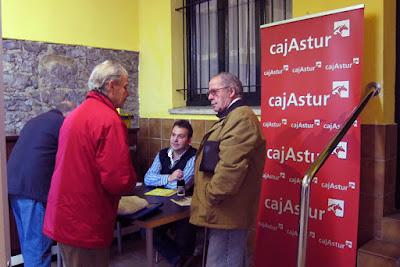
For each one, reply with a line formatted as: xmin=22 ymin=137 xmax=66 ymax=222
xmin=144 ymin=120 xmax=197 ymax=266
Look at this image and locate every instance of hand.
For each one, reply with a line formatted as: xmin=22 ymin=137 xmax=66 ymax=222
xmin=168 ymin=169 xmax=183 ymax=182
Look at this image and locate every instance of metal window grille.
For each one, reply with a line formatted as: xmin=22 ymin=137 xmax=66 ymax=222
xmin=176 ymin=0 xmax=292 ymax=106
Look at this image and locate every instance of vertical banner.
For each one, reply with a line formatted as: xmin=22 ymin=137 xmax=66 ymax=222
xmin=255 ymin=5 xmax=364 ymax=267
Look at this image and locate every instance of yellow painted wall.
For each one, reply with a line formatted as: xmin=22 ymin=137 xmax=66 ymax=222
xmin=138 ymin=0 xmax=209 ymax=120
xmin=138 ymin=0 xmax=173 ymax=118
xmin=2 ymin=0 xmax=395 ymax=124
xmin=293 ymin=0 xmax=396 ymax=124
xmin=2 ymin=0 xmax=140 ymax=51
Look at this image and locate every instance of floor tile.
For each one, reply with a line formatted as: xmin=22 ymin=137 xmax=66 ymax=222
xmin=51 ymin=232 xmax=204 ymax=267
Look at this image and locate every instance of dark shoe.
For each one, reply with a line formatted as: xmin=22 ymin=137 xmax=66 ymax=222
xmin=174 ymin=255 xmax=191 ymax=267
xmin=175 ymin=254 xmax=203 ymax=267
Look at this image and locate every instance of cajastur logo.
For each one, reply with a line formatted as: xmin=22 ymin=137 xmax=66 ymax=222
xmin=332 ymin=142 xmax=347 ymax=159
xmin=334 ymin=19 xmax=350 ymax=37
xmin=258 ymin=221 xmax=278 ymax=231
xmin=327 ymin=198 xmax=344 ymax=217
xmin=332 ymin=81 xmax=349 ymax=98
xmin=266 ymin=146 xmax=320 ymax=164
xmin=291 ymin=121 xmax=315 ymax=130
xmin=262 ymin=121 xmax=282 ymax=128
xmin=262 ymin=172 xmax=286 ymax=181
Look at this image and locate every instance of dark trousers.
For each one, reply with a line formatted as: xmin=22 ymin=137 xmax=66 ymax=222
xmin=153 ymin=217 xmax=196 ymax=265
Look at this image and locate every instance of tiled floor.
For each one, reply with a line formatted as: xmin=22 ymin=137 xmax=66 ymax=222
xmin=51 ymin=231 xmax=204 ymax=267
xmin=109 ymin=234 xmax=172 ymax=267
xmin=109 ymin=231 xmax=204 ymax=267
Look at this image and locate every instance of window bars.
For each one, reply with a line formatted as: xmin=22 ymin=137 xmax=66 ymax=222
xmin=176 ymin=0 xmax=292 ymax=106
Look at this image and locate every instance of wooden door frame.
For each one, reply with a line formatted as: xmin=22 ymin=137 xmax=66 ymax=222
xmin=395 ymin=1 xmax=400 ymax=209
xmin=0 ymin=3 xmax=12 ymax=266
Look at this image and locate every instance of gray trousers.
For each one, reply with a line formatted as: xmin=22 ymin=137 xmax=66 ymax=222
xmin=206 ymin=228 xmax=248 ymax=267
xmin=58 ymin=242 xmax=110 ymax=267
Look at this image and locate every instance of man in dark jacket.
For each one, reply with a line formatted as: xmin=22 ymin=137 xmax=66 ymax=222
xmin=8 ymin=101 xmax=76 ymax=267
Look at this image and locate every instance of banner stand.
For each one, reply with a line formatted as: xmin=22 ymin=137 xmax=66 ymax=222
xmin=255 ymin=5 xmax=364 ymax=267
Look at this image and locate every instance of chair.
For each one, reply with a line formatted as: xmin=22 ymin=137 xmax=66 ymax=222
xmin=57 ymin=243 xmax=62 ymax=267
xmin=114 ymin=217 xmax=141 ymax=253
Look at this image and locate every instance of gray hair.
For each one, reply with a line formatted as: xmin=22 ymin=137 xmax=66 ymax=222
xmin=88 ymin=60 xmax=128 ymax=93
xmin=215 ymin=72 xmax=244 ymax=98
xmin=56 ymin=101 xmax=76 ymax=117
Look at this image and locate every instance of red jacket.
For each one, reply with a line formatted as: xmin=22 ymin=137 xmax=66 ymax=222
xmin=43 ymin=91 xmax=136 ymax=248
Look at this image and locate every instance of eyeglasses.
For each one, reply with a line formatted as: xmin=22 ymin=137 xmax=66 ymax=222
xmin=206 ymin=86 xmax=229 ymax=97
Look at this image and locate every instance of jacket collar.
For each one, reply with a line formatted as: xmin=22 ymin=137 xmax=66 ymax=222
xmin=86 ymin=90 xmax=118 ymax=112
xmin=216 ymin=98 xmax=247 ymax=118
xmin=52 ymin=109 xmax=63 ymax=116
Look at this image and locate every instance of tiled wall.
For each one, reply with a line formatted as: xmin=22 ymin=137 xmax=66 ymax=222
xmin=136 ymin=118 xmax=217 ymax=181
xmin=358 ymin=124 xmax=398 ymax=247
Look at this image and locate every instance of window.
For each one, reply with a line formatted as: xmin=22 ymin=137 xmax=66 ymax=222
xmin=176 ymin=0 xmax=292 ymax=106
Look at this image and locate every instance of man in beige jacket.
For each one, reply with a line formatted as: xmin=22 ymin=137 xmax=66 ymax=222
xmin=190 ymin=72 xmax=266 ymax=267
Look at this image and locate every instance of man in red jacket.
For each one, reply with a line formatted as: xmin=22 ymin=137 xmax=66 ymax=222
xmin=43 ymin=60 xmax=137 ymax=267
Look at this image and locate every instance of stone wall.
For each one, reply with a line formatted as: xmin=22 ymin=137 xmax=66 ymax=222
xmin=3 ymin=39 xmax=139 ymax=135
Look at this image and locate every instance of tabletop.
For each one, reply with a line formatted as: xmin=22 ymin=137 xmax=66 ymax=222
xmin=119 ymin=185 xmax=193 ymax=267
xmin=123 ymin=185 xmax=191 ymax=229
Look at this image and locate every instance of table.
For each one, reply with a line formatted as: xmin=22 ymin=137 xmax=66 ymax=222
xmin=125 ymin=185 xmax=191 ymax=267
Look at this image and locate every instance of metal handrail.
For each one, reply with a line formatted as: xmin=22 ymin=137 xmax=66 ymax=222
xmin=296 ymin=82 xmax=381 ymax=267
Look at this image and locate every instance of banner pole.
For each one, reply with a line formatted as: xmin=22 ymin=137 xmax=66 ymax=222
xmin=297 ymin=175 xmax=311 ymax=267
xmin=296 ymin=82 xmax=381 ymax=267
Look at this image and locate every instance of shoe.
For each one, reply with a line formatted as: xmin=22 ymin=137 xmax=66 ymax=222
xmin=174 ymin=255 xmax=191 ymax=267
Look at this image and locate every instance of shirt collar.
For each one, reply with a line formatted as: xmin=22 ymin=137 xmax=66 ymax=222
xmin=228 ymin=97 xmax=241 ymax=108
xmin=167 ymin=147 xmax=189 ymax=165
xmin=216 ymin=98 xmax=247 ymax=118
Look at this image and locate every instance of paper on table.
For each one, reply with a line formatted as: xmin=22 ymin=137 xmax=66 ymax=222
xmin=144 ymin=188 xmax=177 ymax=197
xmin=170 ymin=196 xmax=192 ymax=206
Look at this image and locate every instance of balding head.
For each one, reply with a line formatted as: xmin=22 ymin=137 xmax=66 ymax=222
xmin=56 ymin=101 xmax=77 ymax=117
